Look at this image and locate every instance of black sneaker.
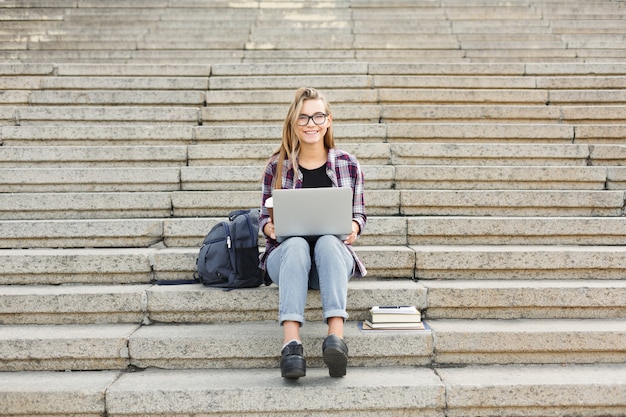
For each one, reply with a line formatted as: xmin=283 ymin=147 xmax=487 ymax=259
xmin=322 ymin=335 xmax=348 ymax=377
xmin=280 ymin=341 xmax=306 ymax=379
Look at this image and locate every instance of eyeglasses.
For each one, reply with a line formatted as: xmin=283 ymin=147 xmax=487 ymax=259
xmin=296 ymin=113 xmax=328 ymax=126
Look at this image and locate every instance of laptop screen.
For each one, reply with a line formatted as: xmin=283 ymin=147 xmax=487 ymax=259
xmin=272 ymin=187 xmax=353 ymax=242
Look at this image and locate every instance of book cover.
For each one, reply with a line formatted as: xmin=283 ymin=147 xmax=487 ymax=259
xmin=369 ymin=306 xmax=421 ymax=323
xmin=362 ymin=320 xmax=426 ymax=331
xmin=371 ymin=306 xmax=418 ymax=315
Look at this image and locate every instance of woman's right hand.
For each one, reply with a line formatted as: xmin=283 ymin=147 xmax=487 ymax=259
xmin=263 ymin=219 xmax=276 ymax=240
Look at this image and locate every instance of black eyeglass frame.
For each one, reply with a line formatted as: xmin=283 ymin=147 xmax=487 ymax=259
xmin=296 ymin=112 xmax=329 ymax=126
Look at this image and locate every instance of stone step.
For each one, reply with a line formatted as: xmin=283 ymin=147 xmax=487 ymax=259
xmin=14 ymin=106 xmax=200 ymax=125
xmin=371 ymin=63 xmax=626 ymax=77
xmin=390 ymin=143 xmax=596 ymax=166
xmin=0 ymin=246 xmax=415 ymax=285
xmin=203 ymin=104 xmax=626 ymax=125
xmin=2 ymin=189 xmax=623 ymax=220
xmin=204 ymin=70 xmax=626 ymax=92
xmin=0 ymin=7 xmax=65 ymax=21
xmin=375 ymin=74 xmax=534 ymax=89
xmin=128 ymin=319 xmax=626 ymax=369
xmin=0 ymin=284 xmax=151 ymax=325
xmin=2 ymin=3 xmax=625 ymax=64
xmin=202 ymin=104 xmax=381 ymax=125
xmin=354 ymin=20 xmax=452 ymax=35
xmin=423 ymin=279 xmax=626 ymax=320
xmin=415 ymin=245 xmax=626 ymax=280
xmin=189 ymin=142 xmax=390 ymax=165
xmin=211 ymin=87 xmax=626 ymax=108
xmin=37 ymin=75 xmax=209 ymax=90
xmin=4 ymin=215 xmax=626 ymax=249
xmin=213 ymin=62 xmax=501 ymax=76
xmin=391 ymin=165 xmax=611 ymax=190
xmin=355 ymin=35 xmax=460 ymax=51
xmin=408 ymin=216 xmax=626 ymax=245
xmin=192 ymin=122 xmax=625 ymax=144
xmin=381 ymin=105 xmax=626 ymax=124
xmin=30 ymin=90 xmax=205 ymax=106
xmin=444 ymin=5 xmax=542 ymax=21
xmin=0 ymin=218 xmax=167 ymax=249
xmin=552 ymin=19 xmax=626 ymax=34
xmin=187 ymin=142 xmax=603 ymax=167
xmin=0 ymin=191 xmax=174 ymax=220
xmin=53 ymin=63 xmax=212 ymax=77
xmin=1 ymin=245 xmax=624 ymax=285
xmin=9 ymin=49 xmax=357 ymax=65
xmin=0 ymin=323 xmax=139 ymax=371
xmin=2 ymin=364 xmax=625 ymax=417
xmin=400 ymin=189 xmax=625 ymax=217
xmin=182 ymin=165 xmax=615 ymax=191
xmin=378 ymin=88 xmax=549 ymax=104
xmin=459 ymin=40 xmax=567 ymax=51
xmin=0 ymin=125 xmax=197 ymax=146
xmin=0 ymin=145 xmax=189 ymax=168
xmin=430 ymin=318 xmax=626 ymax=365
xmin=0 ymin=143 xmax=390 ymax=168
xmin=201 ymin=123 xmax=576 ymax=144
xmin=386 ymin=123 xmax=578 ymax=143
xmin=1 ymin=319 xmax=625 ymax=372
xmin=461 ymin=46 xmax=561 ymax=58
xmin=0 ymin=124 xmax=386 ymax=145
xmin=373 ymin=76 xmax=626 ymax=91
xmin=206 ymin=89 xmax=378 ymax=106
xmin=549 ymin=90 xmax=626 ymax=105
xmin=0 ymin=280 xmax=424 ymax=325
xmin=0 ymin=167 xmax=183 ymax=192
xmin=452 ymin=17 xmax=549 ymax=34
xmin=1 ymin=165 xmax=619 ymax=193
xmin=2 ymin=278 xmax=625 ymax=325
xmin=5 ymin=123 xmax=623 ymax=145
xmin=208 ymin=74 xmax=372 ymax=90
xmin=464 ymin=50 xmax=626 ymax=64
xmin=438 ymin=364 xmax=626 ymax=417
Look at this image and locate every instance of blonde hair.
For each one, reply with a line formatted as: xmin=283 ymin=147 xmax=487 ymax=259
xmin=273 ymin=87 xmax=334 ymax=189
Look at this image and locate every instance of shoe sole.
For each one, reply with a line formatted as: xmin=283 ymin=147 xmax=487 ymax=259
xmin=322 ymin=344 xmax=348 ymax=377
xmin=281 ymin=356 xmax=306 ymax=379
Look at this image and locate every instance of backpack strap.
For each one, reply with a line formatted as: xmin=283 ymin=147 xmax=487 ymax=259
xmin=223 ymin=221 xmax=238 ymax=274
xmin=156 ymin=278 xmax=199 ymax=285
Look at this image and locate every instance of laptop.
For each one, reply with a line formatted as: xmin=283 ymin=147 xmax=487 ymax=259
xmin=272 ymin=187 xmax=353 ymax=242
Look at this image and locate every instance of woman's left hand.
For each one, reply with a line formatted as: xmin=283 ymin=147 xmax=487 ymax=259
xmin=344 ymin=221 xmax=360 ymax=245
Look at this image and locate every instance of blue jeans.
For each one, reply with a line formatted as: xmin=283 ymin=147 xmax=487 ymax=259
xmin=266 ymin=235 xmax=354 ymax=325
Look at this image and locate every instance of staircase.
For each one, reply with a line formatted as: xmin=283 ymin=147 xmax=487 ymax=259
xmin=2 ymin=1 xmax=626 ymax=416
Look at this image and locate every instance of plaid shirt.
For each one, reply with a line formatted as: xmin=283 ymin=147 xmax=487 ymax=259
xmin=259 ymin=147 xmax=367 ymax=277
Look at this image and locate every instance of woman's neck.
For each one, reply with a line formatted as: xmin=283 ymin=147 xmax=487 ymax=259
xmin=298 ymin=144 xmax=328 ymax=169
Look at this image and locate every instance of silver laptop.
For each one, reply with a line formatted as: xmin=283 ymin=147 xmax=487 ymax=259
xmin=272 ymin=187 xmax=353 ymax=242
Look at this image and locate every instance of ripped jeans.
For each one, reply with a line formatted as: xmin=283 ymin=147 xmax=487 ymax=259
xmin=266 ymin=235 xmax=354 ymax=325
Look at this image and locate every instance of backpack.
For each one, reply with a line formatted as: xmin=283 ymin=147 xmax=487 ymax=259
xmin=195 ymin=209 xmax=266 ymax=289
xmin=157 ymin=209 xmax=267 ymax=289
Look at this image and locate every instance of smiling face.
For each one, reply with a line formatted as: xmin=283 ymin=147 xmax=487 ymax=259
xmin=296 ymin=99 xmax=332 ymax=147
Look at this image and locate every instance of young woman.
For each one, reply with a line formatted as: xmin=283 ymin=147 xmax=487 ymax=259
xmin=259 ymin=87 xmax=367 ymax=379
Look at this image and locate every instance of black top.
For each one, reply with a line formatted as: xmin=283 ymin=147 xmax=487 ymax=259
xmin=301 ymin=163 xmax=332 ymax=188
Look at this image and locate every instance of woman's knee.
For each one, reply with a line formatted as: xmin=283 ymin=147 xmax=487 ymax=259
xmin=314 ymin=235 xmax=343 ymax=253
xmin=314 ymin=235 xmax=349 ymax=261
xmin=282 ymin=236 xmax=310 ymax=255
xmin=314 ymin=235 xmax=354 ymax=276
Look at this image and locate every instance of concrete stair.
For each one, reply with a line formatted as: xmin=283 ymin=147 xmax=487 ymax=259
xmin=2 ymin=0 xmax=626 ymax=416
xmin=2 ymin=0 xmax=626 ymax=64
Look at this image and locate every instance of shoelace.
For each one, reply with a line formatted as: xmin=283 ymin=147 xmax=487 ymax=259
xmin=283 ymin=343 xmax=303 ymax=356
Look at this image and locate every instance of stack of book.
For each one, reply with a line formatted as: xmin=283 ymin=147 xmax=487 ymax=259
xmin=362 ymin=305 xmax=424 ymax=330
